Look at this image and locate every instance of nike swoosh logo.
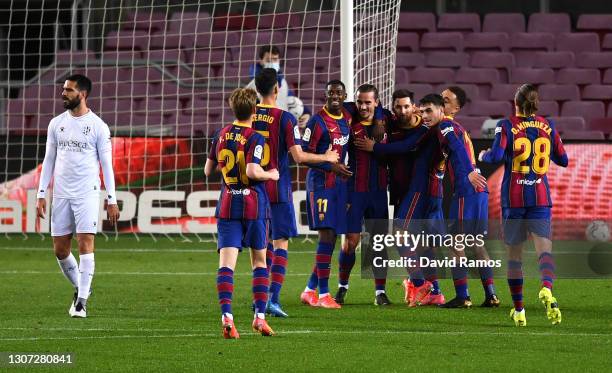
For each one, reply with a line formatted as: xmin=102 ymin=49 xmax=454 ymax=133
xmin=329 ymin=128 xmax=336 ymax=132
xmin=354 ymin=130 xmax=363 ymax=135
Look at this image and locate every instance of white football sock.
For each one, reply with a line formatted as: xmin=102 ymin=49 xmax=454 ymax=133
xmin=57 ymin=253 xmax=79 ymax=289
xmin=78 ymin=253 xmax=95 ymax=300
xmin=375 ymin=290 xmax=386 ymax=296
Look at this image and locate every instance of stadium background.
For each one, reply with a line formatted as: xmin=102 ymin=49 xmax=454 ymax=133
xmin=0 ymin=0 xmax=611 ymax=239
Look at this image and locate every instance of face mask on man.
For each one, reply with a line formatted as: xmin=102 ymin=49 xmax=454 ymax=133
xmin=263 ymin=62 xmax=280 ymax=72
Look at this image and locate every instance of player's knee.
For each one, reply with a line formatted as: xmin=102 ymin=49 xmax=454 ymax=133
xmin=76 ymin=233 xmax=95 ymax=254
xmin=53 ymin=235 xmax=72 ymax=258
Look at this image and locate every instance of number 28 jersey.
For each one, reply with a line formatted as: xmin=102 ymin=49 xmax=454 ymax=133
xmin=208 ymin=121 xmax=270 ymax=220
xmin=481 ymin=115 xmax=568 ymax=208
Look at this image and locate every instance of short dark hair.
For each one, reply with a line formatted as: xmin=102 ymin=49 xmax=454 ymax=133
xmin=66 ymin=74 xmax=92 ymax=97
xmin=258 ymin=45 xmax=281 ymax=59
xmin=419 ymin=93 xmax=445 ymax=108
xmin=392 ymin=89 xmax=414 ymax=103
xmin=229 ymin=88 xmax=258 ymax=121
xmin=446 ymin=86 xmax=468 ymax=108
xmin=325 ymin=79 xmax=346 ymax=92
xmin=357 ymin=84 xmax=378 ymax=100
xmin=255 ymin=68 xmax=278 ymax=97
xmin=515 ymin=84 xmax=539 ymax=116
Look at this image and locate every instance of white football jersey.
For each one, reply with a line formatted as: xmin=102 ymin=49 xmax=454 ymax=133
xmin=42 ymin=110 xmax=111 ymax=200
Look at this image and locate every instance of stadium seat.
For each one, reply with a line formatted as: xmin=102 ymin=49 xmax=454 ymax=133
xmin=463 ymin=32 xmax=509 ymax=52
xmin=395 ymin=68 xmax=410 ymax=84
xmin=424 ymin=52 xmax=469 ymax=67
xmin=603 ymin=34 xmax=612 ymax=50
xmin=561 ymin=101 xmax=605 ymax=122
xmin=146 ymin=49 xmax=185 ymax=63
xmin=410 ymin=67 xmax=454 ymax=84
xmin=547 ymin=116 xmax=586 ymax=132
xmin=437 ymin=13 xmax=480 ymax=33
xmin=509 ymin=32 xmax=555 ymax=67
xmin=20 ymin=85 xmax=58 ymax=100
xmin=454 ymin=116 xmax=488 ymax=138
xmin=455 ymin=67 xmax=500 ymax=84
xmin=54 ymin=49 xmax=98 ymax=65
xmin=257 ymin=13 xmax=303 ymax=29
xmin=398 ymin=12 xmax=436 ymax=33
xmin=100 ymin=50 xmax=144 ymax=61
xmin=194 ymin=32 xmax=240 ymax=49
xmin=395 ymin=52 xmax=425 ymax=68
xmin=483 ymin=13 xmax=525 ymax=33
xmin=581 ymin=85 xmax=612 ymax=100
xmin=122 ymin=11 xmax=167 ymax=32
xmin=396 ymin=32 xmax=420 ymax=52
xmin=509 ymin=68 xmax=555 ymax=84
xmin=434 ymin=83 xmax=480 ymax=100
xmin=104 ymin=30 xmax=151 ymax=50
xmin=586 ymin=118 xmax=612 ymax=135
xmin=407 ymin=83 xmax=434 ymax=101
xmin=537 ymin=101 xmax=560 ymax=116
xmin=557 ymin=68 xmax=601 ymax=85
xmin=608 ymin=103 xmax=612 ymax=117
xmin=561 ymin=130 xmax=605 ymax=140
xmin=539 ymin=84 xmax=580 ymax=101
xmin=149 ymin=33 xmax=194 ymax=50
xmin=556 ymin=33 xmax=600 ymax=54
xmin=303 ymin=11 xmax=339 ymax=30
xmin=168 ymin=12 xmax=212 ymax=34
xmin=602 ymin=68 xmax=612 ymax=84
xmin=576 ymin=14 xmax=612 ymax=32
xmin=469 ymin=52 xmax=515 ymax=69
xmin=420 ymin=32 xmax=464 ymax=52
xmin=467 ymin=100 xmax=512 ymax=117
xmin=533 ymin=51 xmax=575 ymax=69
xmin=213 ymin=12 xmax=258 ymax=30
xmin=489 ymin=84 xmax=520 ymax=101
xmin=576 ymin=52 xmax=612 ymax=68
xmin=527 ymin=13 xmax=571 ymax=34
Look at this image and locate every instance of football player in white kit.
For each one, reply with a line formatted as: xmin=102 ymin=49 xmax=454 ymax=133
xmin=36 ymin=74 xmax=120 ymax=318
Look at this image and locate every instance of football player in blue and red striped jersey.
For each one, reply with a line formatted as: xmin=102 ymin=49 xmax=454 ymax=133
xmin=205 ymin=88 xmax=280 ymax=338
xmin=439 ymin=86 xmax=500 ymax=309
xmin=479 ymin=84 xmax=568 ymax=326
xmin=330 ymin=84 xmax=391 ymax=306
xmin=253 ymin=69 xmax=339 ymax=317
xmin=299 ymin=80 xmax=353 ymax=309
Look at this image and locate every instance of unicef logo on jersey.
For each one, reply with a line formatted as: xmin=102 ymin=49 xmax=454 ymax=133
xmin=82 ymin=126 xmax=91 ymax=136
xmin=333 ymin=135 xmax=349 ymax=146
xmin=229 ymin=189 xmax=251 ymax=195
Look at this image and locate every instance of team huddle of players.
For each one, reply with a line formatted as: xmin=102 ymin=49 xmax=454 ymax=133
xmin=206 ymin=68 xmax=568 ymax=338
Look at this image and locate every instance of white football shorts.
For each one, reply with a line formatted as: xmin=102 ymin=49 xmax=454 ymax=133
xmin=51 ymin=197 xmax=100 ymax=236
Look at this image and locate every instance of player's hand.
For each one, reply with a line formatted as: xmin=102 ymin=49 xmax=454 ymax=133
xmin=354 ymin=136 xmax=375 ymax=152
xmin=36 ymin=198 xmax=46 ymax=219
xmin=330 ymin=163 xmax=353 ymax=177
xmin=468 ymin=170 xmax=487 ymax=191
xmin=107 ymin=204 xmax=120 ymax=225
xmin=324 ymin=145 xmax=340 ymax=164
xmin=372 ymin=121 xmax=386 ymax=142
xmin=478 ymin=149 xmax=489 ymax=162
xmin=268 ymin=168 xmax=280 ymax=181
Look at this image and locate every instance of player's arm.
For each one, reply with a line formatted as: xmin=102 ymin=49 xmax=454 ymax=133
xmin=439 ymin=122 xmax=487 ymax=190
xmin=204 ymin=135 xmax=219 ymax=177
xmin=246 ymin=133 xmax=279 ymax=181
xmin=96 ymin=123 xmax=119 ymax=224
xmin=36 ymin=121 xmax=57 ymax=219
xmin=548 ymin=120 xmax=569 ymax=167
xmin=479 ymin=120 xmax=508 ymax=163
xmin=281 ymin=111 xmax=338 ymax=164
xmin=300 ymin=116 xmax=333 ymax=171
xmin=354 ymin=125 xmax=428 ymax=155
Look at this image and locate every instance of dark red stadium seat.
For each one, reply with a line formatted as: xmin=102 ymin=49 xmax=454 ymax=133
xmin=482 ymin=13 xmax=525 ymax=34
xmin=425 ymin=52 xmax=469 ymax=67
xmin=303 ymin=11 xmax=339 ymax=30
xmin=168 ymin=12 xmax=212 ymax=34
xmin=556 ymin=33 xmax=600 ymax=54
xmin=539 ymin=84 xmax=580 ymax=101
xmin=213 ymin=13 xmax=257 ymax=30
xmin=467 ymin=100 xmax=512 ymax=117
xmin=527 ymin=13 xmax=571 ymax=34
xmin=257 ymin=13 xmax=303 ymax=29
xmin=149 ymin=33 xmax=194 ymax=50
xmin=489 ymin=84 xmax=520 ymax=101
xmin=398 ymin=12 xmax=436 ymax=33
xmin=603 ymin=34 xmax=612 ymax=51
xmin=403 ymin=84 xmax=432 ymax=102
xmin=602 ymin=68 xmax=612 ymax=84
xmin=463 ymin=32 xmax=509 ymax=52
xmin=104 ymin=30 xmax=151 ymax=50
xmin=533 ymin=51 xmax=575 ymax=69
xmin=437 ymin=13 xmax=480 ymax=33
xmin=561 ymin=130 xmax=605 ymax=140
xmin=395 ymin=52 xmax=425 ymax=68
xmin=469 ymin=52 xmax=515 ymax=69
xmin=576 ymin=52 xmax=612 ymax=68
xmin=396 ymin=32 xmax=420 ymax=52
xmin=581 ymin=85 xmax=612 ymax=100
xmin=547 ymin=116 xmax=586 ymax=132
xmin=537 ymin=101 xmax=560 ymax=116
xmin=55 ymin=50 xmax=98 ymax=65
xmin=561 ymin=101 xmax=605 ymax=122
xmin=557 ymin=68 xmax=601 ymax=85
xmin=395 ymin=68 xmax=410 ymax=84
xmin=420 ymin=32 xmax=463 ymax=52
xmin=454 ymin=116 xmax=488 ymax=138
xmin=455 ymin=67 xmax=500 ymax=84
xmin=410 ymin=67 xmax=454 ymax=84
xmin=509 ymin=32 xmax=555 ymax=67
xmin=122 ymin=11 xmax=167 ymax=33
xmin=100 ymin=50 xmax=143 ymax=61
xmin=434 ymin=83 xmax=480 ymax=100
xmin=146 ymin=49 xmax=185 ymax=63
xmin=576 ymin=15 xmax=612 ymax=32
xmin=510 ymin=68 xmax=555 ymax=84
xmin=586 ymin=118 xmax=612 ymax=135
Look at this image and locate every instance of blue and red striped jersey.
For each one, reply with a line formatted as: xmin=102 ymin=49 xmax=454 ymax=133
xmin=301 ymin=107 xmax=351 ymax=190
xmin=348 ymin=118 xmax=388 ymax=193
xmin=208 ymin=121 xmax=270 ymax=220
xmin=252 ymin=104 xmax=300 ymax=204
xmin=481 ymin=115 xmax=568 ymax=208
xmin=435 ymin=117 xmax=487 ymax=197
xmin=386 ymin=113 xmax=423 ymax=205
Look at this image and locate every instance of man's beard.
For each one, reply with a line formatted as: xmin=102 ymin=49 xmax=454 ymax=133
xmin=63 ymin=96 xmax=81 ymax=110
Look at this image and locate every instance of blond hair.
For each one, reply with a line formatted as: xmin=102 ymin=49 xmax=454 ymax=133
xmin=229 ymin=88 xmax=257 ymax=120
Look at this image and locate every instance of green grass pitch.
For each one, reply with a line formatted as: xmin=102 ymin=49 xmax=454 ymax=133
xmin=0 ymin=234 xmax=610 ymax=372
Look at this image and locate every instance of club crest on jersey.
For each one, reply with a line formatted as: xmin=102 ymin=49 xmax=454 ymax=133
xmin=82 ymin=125 xmax=91 ymax=136
xmin=319 ymin=213 xmax=325 ymax=221
xmin=60 ymin=127 xmax=65 ymax=132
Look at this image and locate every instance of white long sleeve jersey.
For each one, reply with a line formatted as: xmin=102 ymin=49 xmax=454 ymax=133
xmin=37 ymin=110 xmax=117 ymax=204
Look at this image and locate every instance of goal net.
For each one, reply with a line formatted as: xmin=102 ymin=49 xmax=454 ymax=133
xmin=0 ymin=0 xmax=401 ymax=239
